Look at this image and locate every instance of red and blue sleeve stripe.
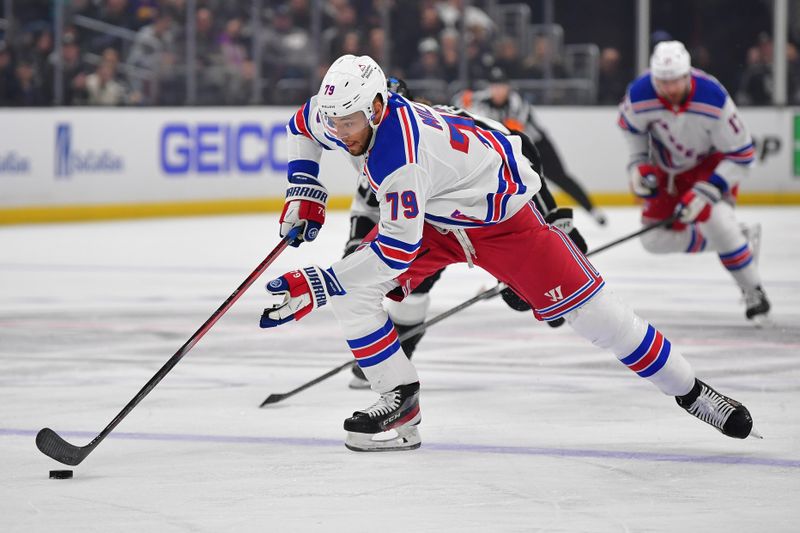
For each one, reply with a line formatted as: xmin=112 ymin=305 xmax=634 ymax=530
xmin=347 ymin=318 xmax=401 ymax=368
xmin=724 ymin=142 xmax=755 ymax=165
xmin=619 ymin=324 xmax=672 ymax=378
xmin=719 ymin=243 xmax=753 ymax=271
xmin=476 ymin=129 xmax=527 ymax=224
xmin=288 ymin=102 xmax=312 ymax=139
xmin=369 ymin=234 xmax=421 ymax=270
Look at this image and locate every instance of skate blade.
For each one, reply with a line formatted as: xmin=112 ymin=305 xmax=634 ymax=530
xmin=348 ymin=377 xmax=371 ymax=390
xmin=345 ymin=427 xmax=421 ymax=452
xmin=748 ymin=426 xmax=764 ymax=440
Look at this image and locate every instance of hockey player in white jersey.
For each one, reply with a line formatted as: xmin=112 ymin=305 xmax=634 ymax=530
xmin=343 ymin=76 xmax=588 ymax=389
xmin=260 ymin=54 xmax=759 ymax=452
xmin=618 ymin=41 xmax=770 ymax=323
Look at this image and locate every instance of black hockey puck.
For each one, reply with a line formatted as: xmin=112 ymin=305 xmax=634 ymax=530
xmin=49 ymin=470 xmax=73 ymax=479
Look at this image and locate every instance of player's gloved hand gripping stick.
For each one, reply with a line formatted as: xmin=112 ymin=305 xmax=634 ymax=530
xmin=35 ymin=228 xmax=301 ymax=466
xmin=258 ymin=215 xmax=679 ymax=406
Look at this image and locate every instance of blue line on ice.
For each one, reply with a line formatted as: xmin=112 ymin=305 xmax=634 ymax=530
xmin=6 ymin=428 xmax=798 ymax=469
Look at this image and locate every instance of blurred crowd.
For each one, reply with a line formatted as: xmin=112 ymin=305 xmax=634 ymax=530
xmin=0 ymin=0 xmax=798 ymax=107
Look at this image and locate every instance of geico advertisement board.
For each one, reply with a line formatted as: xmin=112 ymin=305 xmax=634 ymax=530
xmin=0 ymin=107 xmax=359 ymax=207
xmin=1 ymin=107 xmax=798 ymax=209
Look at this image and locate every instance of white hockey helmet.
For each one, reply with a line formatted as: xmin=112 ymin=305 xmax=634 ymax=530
xmin=317 ymin=55 xmax=389 ymax=135
xmin=650 ymin=41 xmax=691 ymax=80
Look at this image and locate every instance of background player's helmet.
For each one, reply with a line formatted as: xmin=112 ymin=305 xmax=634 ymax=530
xmin=649 ymin=40 xmax=691 ymax=80
xmin=317 ymin=54 xmax=388 ymax=121
xmin=387 ymin=76 xmax=413 ymax=99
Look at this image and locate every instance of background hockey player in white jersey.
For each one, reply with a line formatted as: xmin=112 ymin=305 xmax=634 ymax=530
xmin=618 ymin=41 xmax=770 ymax=324
xmin=454 ymin=66 xmax=608 ymax=226
xmin=260 ymin=54 xmax=759 ymax=452
xmin=344 ymin=76 xmax=588 ymax=389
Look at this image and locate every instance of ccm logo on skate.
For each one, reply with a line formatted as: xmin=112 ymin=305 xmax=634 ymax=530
xmin=545 ymin=286 xmax=564 ymax=302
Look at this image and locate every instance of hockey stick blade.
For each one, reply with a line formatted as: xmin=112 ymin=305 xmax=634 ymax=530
xmin=259 ymin=360 xmax=356 ymax=406
xmin=35 ymin=228 xmax=299 ymax=465
xmin=36 ymin=428 xmax=91 ymax=466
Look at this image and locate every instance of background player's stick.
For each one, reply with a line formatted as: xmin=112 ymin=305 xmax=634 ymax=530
xmin=259 ymin=283 xmax=505 ymax=406
xmin=258 ymin=214 xmax=679 ymax=406
xmin=36 ymin=228 xmax=300 ymax=466
xmin=585 ymin=214 xmax=678 ymax=256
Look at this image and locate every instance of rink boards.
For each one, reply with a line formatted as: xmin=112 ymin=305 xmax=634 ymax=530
xmin=1 ymin=106 xmax=799 ymax=224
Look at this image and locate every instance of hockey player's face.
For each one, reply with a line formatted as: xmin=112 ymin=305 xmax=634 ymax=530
xmin=654 ymin=75 xmax=690 ymax=105
xmin=324 ymin=110 xmax=372 ymax=155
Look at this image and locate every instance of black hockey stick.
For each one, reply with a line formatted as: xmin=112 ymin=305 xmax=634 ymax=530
xmin=259 ymin=283 xmax=506 ymax=406
xmin=36 ymin=228 xmax=300 ymax=466
xmin=585 ymin=214 xmax=678 ymax=256
xmin=258 ymin=214 xmax=677 ymax=407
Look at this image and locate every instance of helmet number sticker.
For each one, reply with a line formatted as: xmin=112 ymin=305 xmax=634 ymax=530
xmin=323 ymin=84 xmax=335 ymax=95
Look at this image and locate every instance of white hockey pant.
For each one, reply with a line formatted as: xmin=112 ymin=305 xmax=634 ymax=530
xmin=639 ymin=202 xmax=761 ymax=290
xmin=566 ymin=289 xmax=696 ymax=396
xmin=330 ymin=280 xmax=419 ymax=394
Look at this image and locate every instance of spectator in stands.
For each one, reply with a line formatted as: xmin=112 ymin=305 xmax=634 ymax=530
xmin=31 ymin=29 xmax=54 ymax=78
xmin=91 ymin=0 xmax=138 ymax=53
xmin=493 ymin=37 xmax=525 ymax=79
xmin=85 ymin=59 xmax=129 ymax=105
xmin=596 ymin=46 xmax=627 ymax=104
xmin=262 ymin=4 xmax=312 ymax=83
xmin=737 ymin=33 xmax=773 ymax=105
xmin=436 ymin=0 xmax=494 ymax=35
xmin=440 ymin=28 xmax=461 ymax=82
xmin=0 ymin=42 xmax=18 ymax=105
xmin=11 ymin=59 xmax=47 ymax=106
xmin=407 ymin=38 xmax=442 ymax=80
xmin=322 ymin=3 xmax=358 ymax=63
xmin=131 ymin=0 xmax=160 ymax=29
xmin=367 ymin=28 xmax=386 ymax=65
xmin=41 ymin=34 xmax=88 ymax=105
xmin=127 ymin=9 xmax=177 ymax=104
xmin=523 ymin=35 xmax=569 ymax=79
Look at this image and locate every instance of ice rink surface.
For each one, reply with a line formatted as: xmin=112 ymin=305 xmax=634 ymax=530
xmin=1 ymin=207 xmax=798 ymax=532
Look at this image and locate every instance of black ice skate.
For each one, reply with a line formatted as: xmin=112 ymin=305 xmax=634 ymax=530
xmin=344 ymin=382 xmax=421 ymax=452
xmin=676 ymin=379 xmax=761 ymax=439
xmin=744 ymin=285 xmax=771 ymax=325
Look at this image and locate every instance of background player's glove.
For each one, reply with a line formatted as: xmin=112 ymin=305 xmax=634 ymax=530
xmin=279 ymin=181 xmax=328 ymax=247
xmin=629 ymin=164 xmax=660 ymax=199
xmin=260 ymin=266 xmax=344 ymax=327
xmin=545 ymin=207 xmax=587 ymax=254
xmin=676 ymin=181 xmax=721 ymax=224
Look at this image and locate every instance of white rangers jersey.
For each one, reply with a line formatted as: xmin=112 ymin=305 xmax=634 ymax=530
xmin=286 ymin=92 xmax=541 ymax=291
xmin=618 ymin=69 xmax=755 ymax=193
